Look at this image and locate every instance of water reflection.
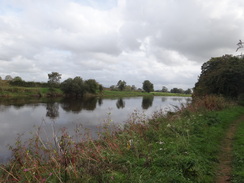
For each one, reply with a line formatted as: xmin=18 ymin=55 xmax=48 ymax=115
xmin=0 ymin=96 xmax=191 ymax=163
xmin=142 ymin=96 xmax=154 ymax=109
xmin=46 ymin=102 xmax=59 ymax=119
xmin=116 ymin=98 xmax=125 ymax=109
xmin=161 ymin=97 xmax=168 ymax=102
xmin=60 ymin=97 xmax=97 ymax=113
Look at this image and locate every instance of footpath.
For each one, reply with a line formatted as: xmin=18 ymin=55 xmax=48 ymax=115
xmin=215 ymin=115 xmax=244 ymax=182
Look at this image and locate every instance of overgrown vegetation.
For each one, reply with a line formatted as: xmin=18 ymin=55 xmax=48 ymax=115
xmin=194 ymin=55 xmax=244 ymax=98
xmin=0 ymin=95 xmax=243 ymax=182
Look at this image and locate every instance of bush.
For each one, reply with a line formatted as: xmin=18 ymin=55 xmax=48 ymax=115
xmin=238 ymin=93 xmax=244 ymax=106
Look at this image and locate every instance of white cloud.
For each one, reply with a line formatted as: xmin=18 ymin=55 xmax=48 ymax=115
xmin=0 ymin=0 xmax=243 ymax=89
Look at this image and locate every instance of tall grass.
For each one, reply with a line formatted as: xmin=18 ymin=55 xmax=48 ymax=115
xmin=0 ymin=95 xmax=243 ymax=182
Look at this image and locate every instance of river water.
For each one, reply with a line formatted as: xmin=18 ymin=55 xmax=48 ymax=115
xmin=0 ymin=96 xmax=191 ymax=162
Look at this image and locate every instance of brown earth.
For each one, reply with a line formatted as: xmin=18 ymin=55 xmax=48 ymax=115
xmin=215 ymin=115 xmax=244 ymax=183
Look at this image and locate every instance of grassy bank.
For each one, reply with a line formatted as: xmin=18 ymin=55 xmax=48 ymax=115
xmin=0 ymin=96 xmax=243 ymax=182
xmin=0 ymin=86 xmax=63 ymax=97
xmin=100 ymin=90 xmax=190 ymax=98
xmin=0 ymin=85 xmax=191 ymax=98
xmin=232 ymin=115 xmax=244 ymax=182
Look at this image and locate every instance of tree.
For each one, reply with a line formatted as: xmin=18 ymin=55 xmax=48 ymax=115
xmin=9 ymin=76 xmax=24 ymax=86
xmin=194 ymin=55 xmax=244 ymax=97
xmin=48 ymin=72 xmax=62 ymax=89
xmin=110 ymin=85 xmax=116 ymax=91
xmin=184 ymin=88 xmax=192 ymax=94
xmin=162 ymin=86 xmax=168 ymax=92
xmin=5 ymin=75 xmax=13 ymax=81
xmin=142 ymin=80 xmax=154 ymax=93
xmin=170 ymin=88 xmax=184 ymax=94
xmin=60 ymin=77 xmax=86 ymax=97
xmin=85 ymin=79 xmax=98 ymax=94
xmin=131 ymin=85 xmax=137 ymax=91
xmin=117 ymin=80 xmax=126 ymax=91
xmin=98 ymin=84 xmax=103 ymax=93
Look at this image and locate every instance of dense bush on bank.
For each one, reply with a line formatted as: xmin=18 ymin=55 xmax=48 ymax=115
xmin=194 ymin=55 xmax=244 ymax=98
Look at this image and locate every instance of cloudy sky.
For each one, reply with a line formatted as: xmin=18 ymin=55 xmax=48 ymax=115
xmin=0 ymin=0 xmax=243 ymax=90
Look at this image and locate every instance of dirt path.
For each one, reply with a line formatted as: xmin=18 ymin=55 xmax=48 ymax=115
xmin=215 ymin=115 xmax=244 ymax=183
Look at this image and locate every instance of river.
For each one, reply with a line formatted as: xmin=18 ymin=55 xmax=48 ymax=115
xmin=0 ymin=96 xmax=191 ymax=162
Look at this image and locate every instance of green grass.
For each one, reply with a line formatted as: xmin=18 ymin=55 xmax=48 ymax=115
xmin=0 ymin=96 xmax=243 ymax=182
xmin=232 ymin=114 xmax=244 ymax=182
xmin=0 ymin=86 xmax=63 ymax=97
xmin=101 ymin=90 xmax=191 ymax=98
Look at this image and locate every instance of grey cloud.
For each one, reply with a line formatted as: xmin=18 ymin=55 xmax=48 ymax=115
xmin=0 ymin=0 xmax=244 ymax=89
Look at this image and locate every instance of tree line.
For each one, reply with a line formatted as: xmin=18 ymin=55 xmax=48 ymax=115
xmin=1 ymin=72 xmax=192 ymax=97
xmin=110 ymin=80 xmax=192 ymax=94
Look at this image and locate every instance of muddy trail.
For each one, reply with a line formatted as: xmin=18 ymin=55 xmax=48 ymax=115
xmin=215 ymin=115 xmax=244 ymax=183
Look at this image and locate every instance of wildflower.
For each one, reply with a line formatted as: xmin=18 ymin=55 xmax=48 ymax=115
xmin=166 ymin=123 xmax=171 ymax=128
xmin=24 ymin=169 xmax=29 ymax=172
xmin=157 ymin=141 xmax=164 ymax=145
xmin=159 ymin=148 xmax=163 ymax=151
xmin=127 ymin=139 xmax=133 ymax=150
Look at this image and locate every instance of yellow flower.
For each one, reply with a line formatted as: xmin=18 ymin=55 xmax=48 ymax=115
xmin=127 ymin=139 xmax=133 ymax=150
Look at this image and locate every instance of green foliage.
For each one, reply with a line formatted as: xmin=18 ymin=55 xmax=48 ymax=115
xmin=171 ymin=87 xmax=184 ymax=94
xmin=117 ymin=80 xmax=126 ymax=91
xmin=48 ymin=72 xmax=62 ymax=90
xmin=194 ymin=55 xmax=244 ymax=98
xmin=142 ymin=80 xmax=154 ymax=93
xmin=60 ymin=77 xmax=86 ymax=97
xmin=85 ymin=79 xmax=98 ymax=94
xmin=162 ymin=86 xmax=168 ymax=92
xmin=99 ymin=84 xmax=104 ymax=93
xmin=5 ymin=75 xmax=13 ymax=81
xmin=238 ymin=93 xmax=244 ymax=106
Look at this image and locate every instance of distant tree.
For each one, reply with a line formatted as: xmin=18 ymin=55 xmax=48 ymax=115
xmin=131 ymin=85 xmax=137 ymax=91
xmin=184 ymin=88 xmax=192 ymax=94
xmin=110 ymin=85 xmax=117 ymax=91
xmin=60 ymin=77 xmax=86 ymax=97
xmin=162 ymin=86 xmax=168 ymax=92
xmin=170 ymin=88 xmax=184 ymax=94
xmin=85 ymin=79 xmax=98 ymax=94
xmin=98 ymin=84 xmax=103 ymax=93
xmin=117 ymin=80 xmax=126 ymax=91
xmin=5 ymin=75 xmax=13 ymax=81
xmin=10 ymin=76 xmax=24 ymax=86
xmin=13 ymin=76 xmax=22 ymax=81
xmin=142 ymin=80 xmax=154 ymax=93
xmin=48 ymin=72 xmax=62 ymax=90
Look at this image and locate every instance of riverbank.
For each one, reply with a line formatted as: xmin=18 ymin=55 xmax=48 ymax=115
xmin=0 ymin=85 xmax=191 ymax=98
xmin=0 ymin=95 xmax=243 ymax=182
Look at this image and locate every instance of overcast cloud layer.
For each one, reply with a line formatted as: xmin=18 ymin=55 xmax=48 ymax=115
xmin=0 ymin=0 xmax=243 ymax=90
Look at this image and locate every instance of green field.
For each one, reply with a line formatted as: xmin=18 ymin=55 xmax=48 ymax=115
xmin=0 ymin=86 xmax=62 ymax=97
